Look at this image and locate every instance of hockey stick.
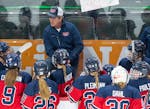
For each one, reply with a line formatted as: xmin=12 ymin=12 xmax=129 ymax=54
xmin=131 ymin=40 xmax=135 ymax=53
xmin=16 ymin=42 xmax=32 ymax=55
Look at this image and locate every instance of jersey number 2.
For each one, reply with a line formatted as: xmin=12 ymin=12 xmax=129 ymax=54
xmin=34 ymin=95 xmax=56 ymax=109
xmin=84 ymin=91 xmax=96 ymax=108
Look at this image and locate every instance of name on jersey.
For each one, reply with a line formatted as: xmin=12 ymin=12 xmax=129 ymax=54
xmin=112 ymin=90 xmax=124 ymax=97
xmin=139 ymin=83 xmax=150 ymax=92
xmin=84 ymin=82 xmax=106 ymax=89
xmin=1 ymin=75 xmax=22 ymax=82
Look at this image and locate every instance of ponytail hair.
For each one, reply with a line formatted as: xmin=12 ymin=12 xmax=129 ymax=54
xmin=91 ymin=72 xmax=99 ymax=88
xmin=39 ymin=77 xmax=51 ymax=100
xmin=62 ymin=65 xmax=67 ymax=81
xmin=4 ymin=68 xmax=19 ymax=87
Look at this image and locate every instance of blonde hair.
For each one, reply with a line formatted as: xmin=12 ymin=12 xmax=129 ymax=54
xmin=4 ymin=68 xmax=19 ymax=87
xmin=147 ymin=75 xmax=150 ymax=79
xmin=62 ymin=65 xmax=67 ymax=81
xmin=91 ymin=72 xmax=99 ymax=88
xmin=39 ymin=77 xmax=51 ymax=100
xmin=117 ymin=82 xmax=126 ymax=89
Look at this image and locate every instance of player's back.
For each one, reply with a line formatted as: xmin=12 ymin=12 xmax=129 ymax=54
xmin=0 ymin=70 xmax=32 ymax=109
xmin=128 ymin=77 xmax=150 ymax=92
xmin=128 ymin=77 xmax=150 ymax=108
xmin=50 ymin=65 xmax=74 ymax=97
xmin=68 ymin=74 xmax=111 ymax=109
xmin=92 ymin=85 xmax=142 ymax=109
xmin=21 ymin=78 xmax=59 ymax=109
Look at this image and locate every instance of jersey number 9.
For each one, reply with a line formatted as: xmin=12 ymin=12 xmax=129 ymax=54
xmin=2 ymin=86 xmax=16 ymax=105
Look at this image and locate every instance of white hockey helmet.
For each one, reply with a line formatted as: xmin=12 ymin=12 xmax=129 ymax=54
xmin=111 ymin=66 xmax=129 ymax=84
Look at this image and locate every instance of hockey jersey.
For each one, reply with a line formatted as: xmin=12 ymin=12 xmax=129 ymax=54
xmin=50 ymin=65 xmax=74 ymax=97
xmin=128 ymin=77 xmax=150 ymax=108
xmin=21 ymin=78 xmax=59 ymax=109
xmin=92 ymin=85 xmax=143 ymax=109
xmin=0 ymin=70 xmax=32 ymax=109
xmin=0 ymin=62 xmax=5 ymax=71
xmin=67 ymin=74 xmax=112 ymax=109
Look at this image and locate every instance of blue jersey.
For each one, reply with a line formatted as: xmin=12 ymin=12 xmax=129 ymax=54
xmin=128 ymin=77 xmax=150 ymax=108
xmin=0 ymin=70 xmax=32 ymax=109
xmin=21 ymin=78 xmax=59 ymax=109
xmin=67 ymin=74 xmax=112 ymax=109
xmin=50 ymin=65 xmax=74 ymax=97
xmin=119 ymin=57 xmax=150 ymax=71
xmin=0 ymin=62 xmax=5 ymax=71
xmin=92 ymin=85 xmax=143 ymax=109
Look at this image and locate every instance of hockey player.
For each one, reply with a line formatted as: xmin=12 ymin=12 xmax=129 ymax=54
xmin=67 ymin=57 xmax=112 ymax=109
xmin=91 ymin=66 xmax=143 ymax=109
xmin=49 ymin=48 xmax=74 ymax=97
xmin=0 ymin=41 xmax=12 ymax=71
xmin=21 ymin=60 xmax=59 ymax=109
xmin=128 ymin=61 xmax=150 ymax=108
xmin=102 ymin=64 xmax=115 ymax=76
xmin=0 ymin=53 xmax=32 ymax=109
xmin=119 ymin=40 xmax=150 ymax=71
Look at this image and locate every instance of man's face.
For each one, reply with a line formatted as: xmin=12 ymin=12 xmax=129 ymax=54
xmin=49 ymin=16 xmax=63 ymax=28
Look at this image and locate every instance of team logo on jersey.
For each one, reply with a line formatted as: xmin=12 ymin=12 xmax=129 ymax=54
xmin=62 ymin=32 xmax=69 ymax=37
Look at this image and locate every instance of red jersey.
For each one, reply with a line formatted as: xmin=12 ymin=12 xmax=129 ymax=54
xmin=50 ymin=65 xmax=74 ymax=97
xmin=67 ymin=74 xmax=112 ymax=109
xmin=128 ymin=77 xmax=150 ymax=108
xmin=92 ymin=85 xmax=143 ymax=109
xmin=0 ymin=70 xmax=32 ymax=109
xmin=21 ymin=78 xmax=59 ymax=109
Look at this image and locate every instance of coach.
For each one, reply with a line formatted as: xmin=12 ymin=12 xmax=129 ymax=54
xmin=42 ymin=6 xmax=83 ymax=77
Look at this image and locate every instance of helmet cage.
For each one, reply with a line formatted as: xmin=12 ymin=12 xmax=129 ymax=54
xmin=127 ymin=40 xmax=145 ymax=59
xmin=103 ymin=64 xmax=114 ymax=76
xmin=52 ymin=49 xmax=69 ymax=66
xmin=34 ymin=60 xmax=49 ymax=76
xmin=85 ymin=57 xmax=100 ymax=74
xmin=5 ymin=53 xmax=20 ymax=69
xmin=130 ymin=61 xmax=150 ymax=79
